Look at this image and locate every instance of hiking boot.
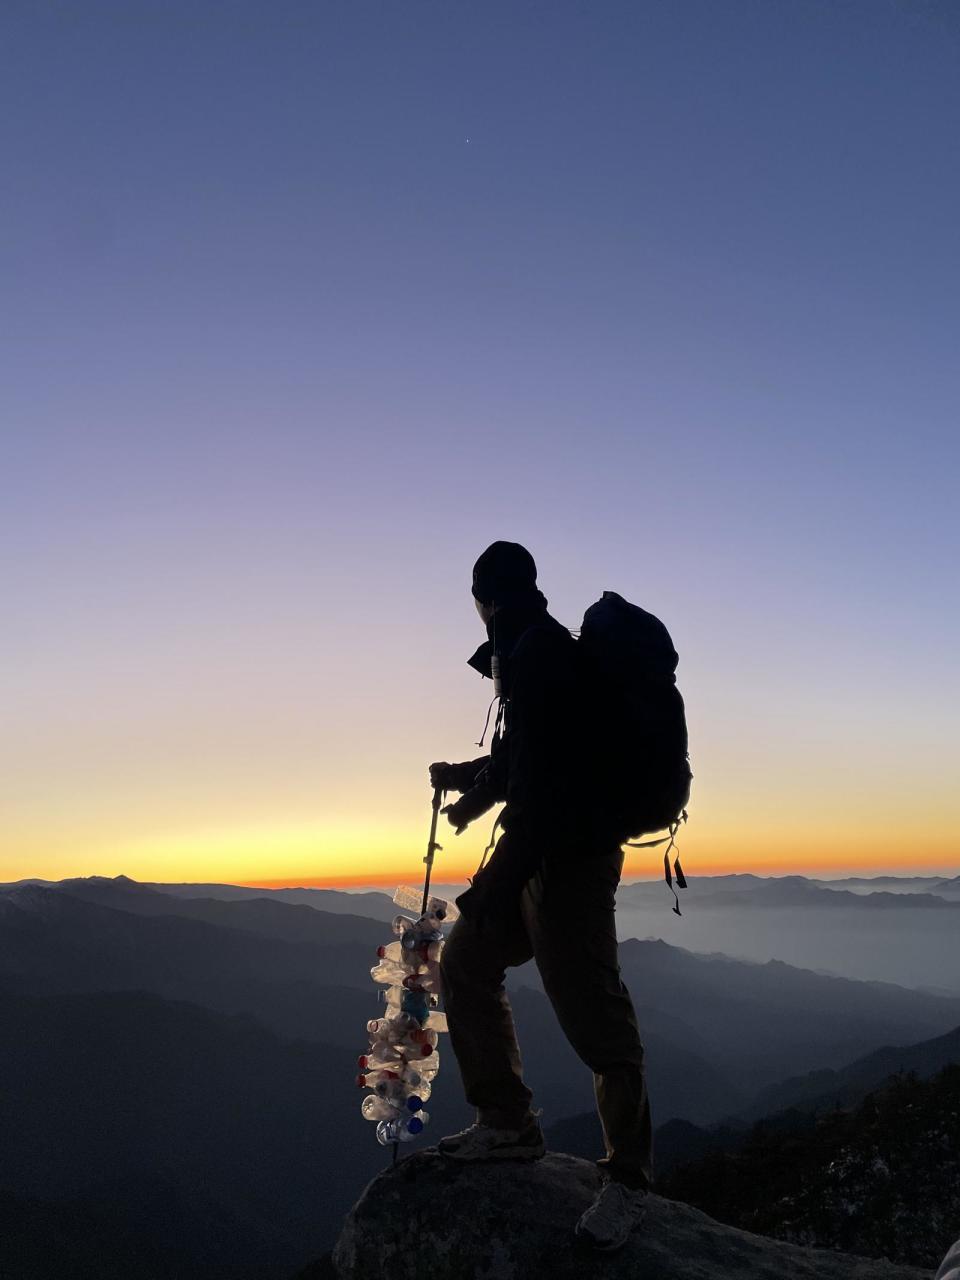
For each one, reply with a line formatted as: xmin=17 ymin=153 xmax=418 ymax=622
xmin=437 ymin=1118 xmax=545 ymax=1162
xmin=574 ymin=1178 xmax=648 ymax=1251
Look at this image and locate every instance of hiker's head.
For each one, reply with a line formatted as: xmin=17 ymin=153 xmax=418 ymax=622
xmin=471 ymin=541 xmax=541 ymax=623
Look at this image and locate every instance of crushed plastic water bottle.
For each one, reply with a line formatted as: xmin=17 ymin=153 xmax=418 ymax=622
xmin=392 ymin=885 xmax=460 ymax=924
xmin=376 ymin=1112 xmax=430 ymax=1146
xmin=369 ymin=958 xmax=410 ymax=986
xmin=361 ymin=1094 xmax=397 ymax=1122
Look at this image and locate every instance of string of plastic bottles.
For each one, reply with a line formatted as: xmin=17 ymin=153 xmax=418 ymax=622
xmin=356 ymin=884 xmax=458 ymax=1147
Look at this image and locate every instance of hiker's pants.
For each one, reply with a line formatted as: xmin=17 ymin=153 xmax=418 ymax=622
xmin=439 ymin=834 xmax=653 ymax=1190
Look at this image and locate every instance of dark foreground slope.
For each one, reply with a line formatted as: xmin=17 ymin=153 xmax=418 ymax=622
xmin=320 ymin=1151 xmax=927 ymax=1280
xmin=661 ymin=1065 xmax=960 ymax=1270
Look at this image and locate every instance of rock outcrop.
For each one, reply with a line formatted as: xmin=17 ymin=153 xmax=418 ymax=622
xmin=329 ymin=1150 xmax=930 ymax=1280
xmin=937 ymin=1235 xmax=960 ymax=1280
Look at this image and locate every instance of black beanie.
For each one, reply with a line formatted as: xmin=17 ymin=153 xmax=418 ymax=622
xmin=471 ymin=541 xmax=538 ymax=607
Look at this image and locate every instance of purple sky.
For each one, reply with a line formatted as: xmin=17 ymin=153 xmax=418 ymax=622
xmin=2 ymin=0 xmax=958 ymax=884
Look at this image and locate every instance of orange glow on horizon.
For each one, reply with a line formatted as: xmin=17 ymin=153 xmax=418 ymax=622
xmin=4 ymin=807 xmax=956 ymax=888
xmin=239 ymin=849 xmax=960 ymax=891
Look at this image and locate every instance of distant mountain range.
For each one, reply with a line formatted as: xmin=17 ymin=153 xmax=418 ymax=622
xmin=617 ymin=873 xmax=960 ymax=910
xmin=1 ymin=873 xmax=401 ymax=919
xmin=611 ymin=869 xmax=960 ymax=993
xmin=811 ymin=874 xmax=960 ymax=898
xmin=9 ymin=869 xmax=958 ymax=909
xmin=151 ymin=878 xmax=402 ymax=922
xmin=4 ymin=875 xmax=958 ymax=1101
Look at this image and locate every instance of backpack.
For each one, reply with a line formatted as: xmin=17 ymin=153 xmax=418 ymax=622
xmin=578 ymin=591 xmax=692 ymax=909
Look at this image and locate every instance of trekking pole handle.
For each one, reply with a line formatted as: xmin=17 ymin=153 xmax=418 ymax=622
xmin=421 ymin=784 xmax=444 ymax=916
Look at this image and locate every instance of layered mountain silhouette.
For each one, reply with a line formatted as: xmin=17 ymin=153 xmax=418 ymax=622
xmin=741 ymin=1022 xmax=960 ymax=1120
xmin=811 ymin=875 xmax=960 ymax=899
xmin=20 ymin=874 xmax=394 ymax=946
xmin=548 ymin=1018 xmax=960 ymax=1176
xmin=613 ymin=871 xmax=960 ymax=993
xmin=4 ymin=876 xmax=960 ymax=1102
xmin=146 ymin=879 xmax=402 ymax=922
xmin=618 ymin=873 xmax=960 ymax=910
xmin=2 ymin=873 xmax=959 ymax=1278
xmin=5 ymin=876 xmax=958 ymax=1104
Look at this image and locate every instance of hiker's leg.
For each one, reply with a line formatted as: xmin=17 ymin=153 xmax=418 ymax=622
xmin=522 ymin=847 xmax=653 ymax=1190
xmin=439 ymin=870 xmax=535 ymax=1129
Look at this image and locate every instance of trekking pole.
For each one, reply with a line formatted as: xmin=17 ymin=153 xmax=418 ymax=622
xmin=420 ymin=785 xmax=444 ymax=916
xmin=390 ymin=785 xmax=445 ymax=1170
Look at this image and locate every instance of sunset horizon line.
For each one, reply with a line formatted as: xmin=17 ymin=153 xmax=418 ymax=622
xmin=5 ymin=859 xmax=959 ymax=891
xmin=239 ymin=861 xmax=960 ymax=891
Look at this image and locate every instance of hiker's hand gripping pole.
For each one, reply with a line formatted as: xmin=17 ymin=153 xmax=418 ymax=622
xmin=421 ymin=785 xmax=444 ymax=917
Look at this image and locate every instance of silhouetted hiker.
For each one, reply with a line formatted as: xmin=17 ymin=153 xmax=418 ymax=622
xmin=429 ymin=541 xmax=653 ymax=1252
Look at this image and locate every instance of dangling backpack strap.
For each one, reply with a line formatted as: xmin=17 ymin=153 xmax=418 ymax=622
xmin=471 ymin=809 xmax=504 ymax=881
xmin=624 ymin=809 xmax=688 ymax=915
xmin=475 ymin=692 xmax=507 ymax=748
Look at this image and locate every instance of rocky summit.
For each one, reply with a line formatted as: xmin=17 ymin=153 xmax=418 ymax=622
xmin=327 ymin=1150 xmax=930 ymax=1280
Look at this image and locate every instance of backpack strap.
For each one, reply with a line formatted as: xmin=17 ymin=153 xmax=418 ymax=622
xmin=472 ymin=809 xmax=504 ymax=879
xmin=474 ymin=694 xmax=503 ymax=748
xmin=624 ymin=811 xmax=688 ymax=915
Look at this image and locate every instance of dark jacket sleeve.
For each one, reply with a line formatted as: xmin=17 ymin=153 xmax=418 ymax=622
xmin=444 ymin=733 xmax=509 ymax=827
xmin=443 ymin=756 xmax=493 ymax=794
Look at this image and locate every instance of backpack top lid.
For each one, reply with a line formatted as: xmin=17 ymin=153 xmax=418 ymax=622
xmin=579 ymin=590 xmax=679 ymax=681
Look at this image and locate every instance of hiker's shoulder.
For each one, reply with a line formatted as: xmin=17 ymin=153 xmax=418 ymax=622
xmin=512 ymin=616 xmax=576 ymax=666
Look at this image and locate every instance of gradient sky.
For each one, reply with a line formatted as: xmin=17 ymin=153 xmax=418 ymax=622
xmin=2 ymin=0 xmax=958 ymax=887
